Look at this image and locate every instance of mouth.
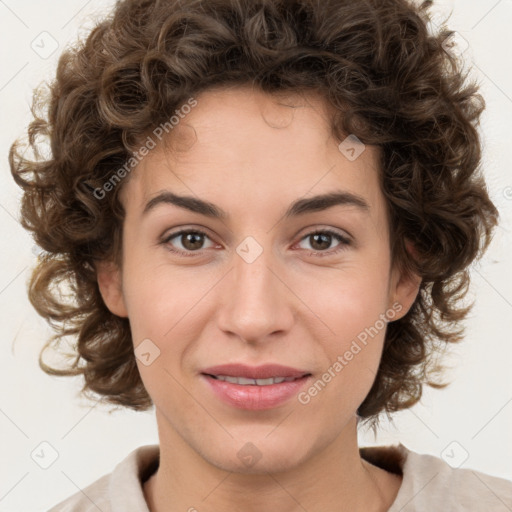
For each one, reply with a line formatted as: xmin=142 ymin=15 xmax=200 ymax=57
xmin=200 ymin=363 xmax=311 ymax=381
xmin=200 ymin=363 xmax=312 ymax=410
xmin=204 ymin=374 xmax=308 ymax=386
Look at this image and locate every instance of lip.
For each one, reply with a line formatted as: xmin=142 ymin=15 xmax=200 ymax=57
xmin=201 ymin=363 xmax=310 ymax=379
xmin=200 ymin=364 xmax=312 ymax=410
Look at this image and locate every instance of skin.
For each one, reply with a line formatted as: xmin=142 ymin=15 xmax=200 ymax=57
xmin=97 ymin=85 xmax=421 ymax=512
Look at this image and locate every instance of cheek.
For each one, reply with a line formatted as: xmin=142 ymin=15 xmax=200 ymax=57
xmin=300 ymin=264 xmax=390 ymax=391
xmin=302 ymin=262 xmax=390 ymax=337
xmin=123 ymin=267 xmax=197 ymax=400
xmin=121 ymin=251 xmax=202 ymax=339
xmin=299 ymin=292 xmax=388 ymax=418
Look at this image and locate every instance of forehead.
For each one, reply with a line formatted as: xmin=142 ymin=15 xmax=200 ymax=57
xmin=121 ymin=86 xmax=383 ymax=220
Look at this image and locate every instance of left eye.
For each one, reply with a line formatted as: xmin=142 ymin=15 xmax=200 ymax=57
xmin=296 ymin=230 xmax=350 ymax=254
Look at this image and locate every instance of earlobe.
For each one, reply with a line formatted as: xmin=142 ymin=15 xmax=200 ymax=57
xmin=95 ymin=261 xmax=128 ymax=318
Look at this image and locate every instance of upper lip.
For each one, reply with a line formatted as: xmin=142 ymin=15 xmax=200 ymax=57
xmin=201 ymin=364 xmax=311 ymax=379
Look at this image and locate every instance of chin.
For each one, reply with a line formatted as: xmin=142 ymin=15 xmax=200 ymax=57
xmin=198 ymin=430 xmax=314 ymax=475
xmin=209 ymin=448 xmax=306 ymax=475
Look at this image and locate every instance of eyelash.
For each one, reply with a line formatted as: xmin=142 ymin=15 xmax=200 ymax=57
xmin=160 ymin=228 xmax=351 ymax=258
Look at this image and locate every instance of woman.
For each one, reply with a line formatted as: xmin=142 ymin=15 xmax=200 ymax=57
xmin=9 ymin=0 xmax=512 ymax=510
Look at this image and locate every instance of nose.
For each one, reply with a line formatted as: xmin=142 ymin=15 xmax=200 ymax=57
xmin=216 ymin=239 xmax=295 ymax=344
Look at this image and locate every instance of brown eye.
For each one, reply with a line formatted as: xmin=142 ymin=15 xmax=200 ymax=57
xmin=297 ymin=229 xmax=351 ymax=256
xmin=162 ymin=229 xmax=215 ymax=256
xmin=309 ymin=233 xmax=333 ymax=251
xmin=180 ymin=232 xmax=205 ymax=250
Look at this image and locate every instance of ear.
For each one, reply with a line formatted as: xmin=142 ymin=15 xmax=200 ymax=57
xmin=95 ymin=260 xmax=128 ymax=318
xmin=387 ymin=241 xmax=422 ymax=320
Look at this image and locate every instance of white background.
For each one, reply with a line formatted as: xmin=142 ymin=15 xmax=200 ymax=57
xmin=0 ymin=0 xmax=511 ymax=510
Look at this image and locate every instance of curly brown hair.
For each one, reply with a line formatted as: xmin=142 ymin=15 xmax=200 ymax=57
xmin=9 ymin=0 xmax=498 ymax=422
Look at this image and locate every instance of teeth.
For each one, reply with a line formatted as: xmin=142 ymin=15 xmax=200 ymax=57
xmin=212 ymin=375 xmax=297 ymax=385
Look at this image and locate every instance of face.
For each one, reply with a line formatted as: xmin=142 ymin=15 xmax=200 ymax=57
xmin=98 ymin=86 xmax=419 ymax=474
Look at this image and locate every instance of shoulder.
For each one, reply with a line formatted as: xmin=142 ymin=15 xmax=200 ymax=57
xmin=47 ymin=445 xmax=160 ymax=512
xmin=369 ymin=443 xmax=512 ymax=512
xmin=47 ymin=473 xmax=111 ymax=512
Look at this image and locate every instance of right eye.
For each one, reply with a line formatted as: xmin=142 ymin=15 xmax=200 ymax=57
xmin=161 ymin=229 xmax=217 ymax=257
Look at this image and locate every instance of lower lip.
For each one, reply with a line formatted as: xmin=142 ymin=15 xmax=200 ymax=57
xmin=201 ymin=374 xmax=311 ymax=410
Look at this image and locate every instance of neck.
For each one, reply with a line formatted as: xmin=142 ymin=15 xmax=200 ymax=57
xmin=143 ymin=414 xmax=401 ymax=512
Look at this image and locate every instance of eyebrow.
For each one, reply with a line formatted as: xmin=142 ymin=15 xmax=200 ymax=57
xmin=142 ymin=190 xmax=370 ymax=219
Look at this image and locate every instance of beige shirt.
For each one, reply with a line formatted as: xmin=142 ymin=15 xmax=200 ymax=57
xmin=48 ymin=443 xmax=512 ymax=511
